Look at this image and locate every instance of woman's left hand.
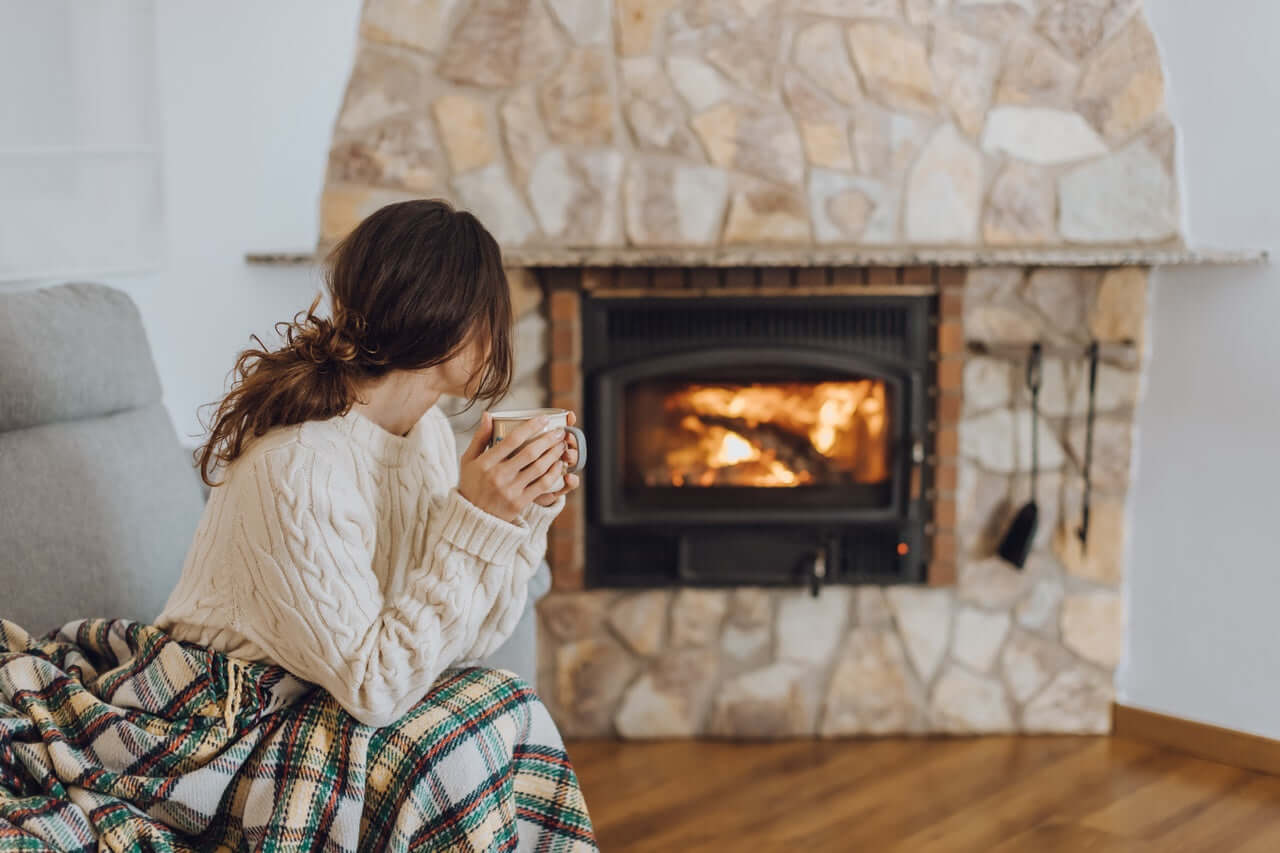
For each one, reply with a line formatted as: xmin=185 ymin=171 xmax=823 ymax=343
xmin=535 ymin=411 xmax=581 ymax=507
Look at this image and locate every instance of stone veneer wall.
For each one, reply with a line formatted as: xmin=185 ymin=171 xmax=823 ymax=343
xmin=535 ymin=264 xmax=1145 ymax=737
xmin=320 ymin=0 xmax=1180 ymax=251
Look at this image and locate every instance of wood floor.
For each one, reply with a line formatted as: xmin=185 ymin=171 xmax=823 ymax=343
xmin=568 ymin=736 xmax=1280 ymax=851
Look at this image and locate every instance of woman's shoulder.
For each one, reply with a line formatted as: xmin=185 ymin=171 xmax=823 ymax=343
xmin=216 ymin=421 xmax=370 ymax=514
xmin=211 ymin=422 xmax=375 ymax=543
xmin=294 ymin=413 xmax=384 ymax=471
xmin=230 ymin=417 xmax=351 ymax=475
xmin=231 ymin=406 xmax=456 ymax=481
xmin=218 ymin=424 xmax=310 ymax=484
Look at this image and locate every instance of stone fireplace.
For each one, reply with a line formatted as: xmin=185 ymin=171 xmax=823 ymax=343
xmin=286 ymin=0 xmax=1266 ymax=737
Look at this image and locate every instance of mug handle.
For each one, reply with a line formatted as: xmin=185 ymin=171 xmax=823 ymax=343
xmin=566 ymin=426 xmax=587 ymax=474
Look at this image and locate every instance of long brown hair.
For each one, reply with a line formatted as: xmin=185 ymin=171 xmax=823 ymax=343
xmin=197 ymin=199 xmax=513 ymax=485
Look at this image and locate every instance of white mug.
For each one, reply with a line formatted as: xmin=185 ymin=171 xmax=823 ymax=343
xmin=488 ymin=407 xmax=587 ymax=492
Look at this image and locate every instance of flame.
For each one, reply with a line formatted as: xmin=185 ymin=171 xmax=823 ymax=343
xmin=713 ymin=430 xmax=758 ymax=466
xmin=811 ymin=390 xmax=861 ymax=454
xmin=637 ymin=379 xmax=889 ymax=488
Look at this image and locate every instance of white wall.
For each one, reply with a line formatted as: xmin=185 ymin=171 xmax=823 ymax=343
xmin=109 ymin=0 xmax=363 ymax=442
xmin=1122 ymin=1 xmax=1280 ymax=738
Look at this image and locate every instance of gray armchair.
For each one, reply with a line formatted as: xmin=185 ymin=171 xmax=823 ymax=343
xmin=0 ymin=282 xmax=546 ymax=683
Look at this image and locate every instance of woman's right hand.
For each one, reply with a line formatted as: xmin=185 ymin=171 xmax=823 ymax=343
xmin=458 ymin=413 xmax=568 ymax=523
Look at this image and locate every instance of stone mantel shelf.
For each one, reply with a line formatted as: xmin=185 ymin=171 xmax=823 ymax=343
xmin=246 ymin=245 xmax=1267 ymax=269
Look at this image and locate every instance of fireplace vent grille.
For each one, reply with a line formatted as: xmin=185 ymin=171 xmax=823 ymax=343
xmin=598 ymin=301 xmax=913 ymax=364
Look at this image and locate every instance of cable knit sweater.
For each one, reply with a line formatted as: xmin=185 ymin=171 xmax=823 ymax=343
xmin=156 ymin=406 xmax=562 ymax=728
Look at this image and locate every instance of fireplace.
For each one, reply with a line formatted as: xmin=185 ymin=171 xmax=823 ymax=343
xmin=583 ymin=292 xmax=934 ymax=589
xmin=279 ymin=0 xmax=1265 ymax=740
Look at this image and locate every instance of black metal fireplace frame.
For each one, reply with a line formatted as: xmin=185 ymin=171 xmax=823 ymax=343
xmin=582 ymin=291 xmax=935 ymax=588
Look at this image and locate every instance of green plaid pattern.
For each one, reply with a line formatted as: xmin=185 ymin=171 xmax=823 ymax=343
xmin=0 ymin=619 xmax=595 ymax=852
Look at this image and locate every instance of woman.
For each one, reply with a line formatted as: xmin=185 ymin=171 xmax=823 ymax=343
xmin=157 ymin=199 xmax=578 ymax=728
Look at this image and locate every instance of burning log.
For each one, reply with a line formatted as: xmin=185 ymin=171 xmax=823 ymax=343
xmin=692 ymin=414 xmax=835 ymax=479
xmin=629 ymin=379 xmax=891 ymax=488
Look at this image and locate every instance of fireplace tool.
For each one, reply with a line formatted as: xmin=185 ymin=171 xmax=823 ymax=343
xmin=998 ymin=342 xmax=1042 ymax=569
xmin=1077 ymin=340 xmax=1100 ymax=551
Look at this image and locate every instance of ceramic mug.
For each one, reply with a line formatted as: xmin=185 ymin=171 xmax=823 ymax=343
xmin=488 ymin=408 xmax=587 ymax=492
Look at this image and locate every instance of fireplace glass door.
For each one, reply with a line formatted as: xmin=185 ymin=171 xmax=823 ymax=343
xmin=613 ymin=365 xmax=901 ymax=517
xmin=626 ymin=378 xmax=890 ymax=489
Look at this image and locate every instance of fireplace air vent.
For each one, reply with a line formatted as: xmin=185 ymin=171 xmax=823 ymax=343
xmin=597 ymin=301 xmax=918 ymax=363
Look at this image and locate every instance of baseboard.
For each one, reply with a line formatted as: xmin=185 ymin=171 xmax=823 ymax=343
xmin=1113 ymin=703 xmax=1280 ymax=777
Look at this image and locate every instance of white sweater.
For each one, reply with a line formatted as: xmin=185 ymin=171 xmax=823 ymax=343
xmin=156 ymin=405 xmax=562 ymax=727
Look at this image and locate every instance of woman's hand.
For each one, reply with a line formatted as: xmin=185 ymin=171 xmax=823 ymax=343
xmin=535 ymin=411 xmax=581 ymax=507
xmin=458 ymin=413 xmax=569 ymax=523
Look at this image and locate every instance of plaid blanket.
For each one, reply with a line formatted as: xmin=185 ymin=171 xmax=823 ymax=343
xmin=0 ymin=619 xmax=596 ymax=852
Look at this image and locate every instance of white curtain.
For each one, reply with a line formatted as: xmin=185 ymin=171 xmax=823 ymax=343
xmin=0 ymin=0 xmax=162 ymax=281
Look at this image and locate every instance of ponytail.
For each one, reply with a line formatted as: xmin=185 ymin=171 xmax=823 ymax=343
xmin=195 ymin=295 xmax=384 ymax=486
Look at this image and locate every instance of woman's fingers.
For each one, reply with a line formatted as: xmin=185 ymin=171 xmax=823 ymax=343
xmin=563 ymin=413 xmax=580 ymax=467
xmin=467 ymin=412 xmax=583 ymax=516
xmin=549 ymin=472 xmax=579 ymax=499
xmin=516 ymin=441 xmax=565 ymax=489
xmin=477 ymin=415 xmax=549 ymax=465
xmin=532 ymin=472 xmax=579 ymax=507
xmin=522 ymin=458 xmax=569 ymax=501
xmin=500 ymin=429 xmax=564 ymax=474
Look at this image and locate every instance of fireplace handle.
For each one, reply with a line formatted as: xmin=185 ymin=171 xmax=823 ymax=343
xmin=906 ymin=436 xmax=926 ymax=506
xmin=809 ymin=547 xmax=828 ymax=597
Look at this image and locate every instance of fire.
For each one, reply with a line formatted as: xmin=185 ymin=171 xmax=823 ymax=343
xmin=633 ymin=379 xmax=890 ymax=488
xmin=703 ymin=427 xmax=802 ymax=486
xmin=713 ymin=430 xmax=758 ymax=466
xmin=663 ymin=416 xmax=806 ymax=487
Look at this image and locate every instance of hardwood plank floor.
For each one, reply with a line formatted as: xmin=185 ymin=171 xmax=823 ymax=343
xmin=567 ymin=737 xmax=1280 ymax=852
